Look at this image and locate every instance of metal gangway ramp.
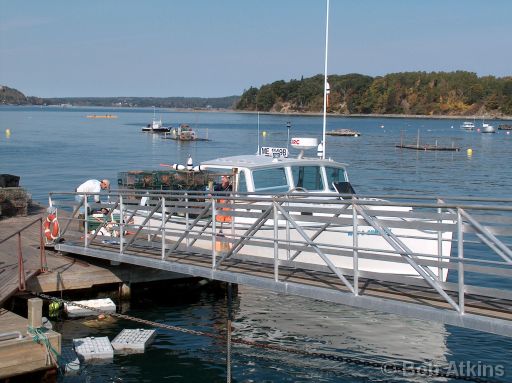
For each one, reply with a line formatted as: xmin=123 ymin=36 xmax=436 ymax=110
xmin=49 ymin=189 xmax=512 ymax=337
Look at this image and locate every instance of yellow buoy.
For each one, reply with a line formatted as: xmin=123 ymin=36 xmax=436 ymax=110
xmin=467 ymin=148 xmax=473 ymax=156
xmin=5 ymin=129 xmax=11 ymax=138
xmin=262 ymin=131 xmax=267 ymax=137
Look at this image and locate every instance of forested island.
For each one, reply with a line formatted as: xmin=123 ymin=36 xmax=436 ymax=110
xmin=2 ymin=71 xmax=511 ymax=117
xmin=236 ymin=71 xmax=512 ymax=117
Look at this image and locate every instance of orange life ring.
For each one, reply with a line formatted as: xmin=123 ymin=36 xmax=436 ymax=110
xmin=216 ymin=199 xmax=232 ymax=223
xmin=44 ymin=213 xmax=60 ymax=241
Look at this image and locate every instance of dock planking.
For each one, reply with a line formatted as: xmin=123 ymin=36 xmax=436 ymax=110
xmin=0 ymin=206 xmax=185 ymax=304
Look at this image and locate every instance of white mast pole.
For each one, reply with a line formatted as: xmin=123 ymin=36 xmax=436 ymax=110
xmin=257 ymin=111 xmax=260 ymax=155
xmin=322 ymin=0 xmax=330 ymax=160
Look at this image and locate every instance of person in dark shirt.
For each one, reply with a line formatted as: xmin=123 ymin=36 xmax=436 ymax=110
xmin=214 ymin=175 xmax=232 ymax=192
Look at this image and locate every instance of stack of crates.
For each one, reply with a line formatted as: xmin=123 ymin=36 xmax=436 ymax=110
xmin=118 ymin=170 xmax=213 ymax=191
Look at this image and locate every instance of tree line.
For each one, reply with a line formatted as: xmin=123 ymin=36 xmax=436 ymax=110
xmin=236 ymin=71 xmax=512 ymax=116
xmin=0 ymin=86 xmax=239 ymax=109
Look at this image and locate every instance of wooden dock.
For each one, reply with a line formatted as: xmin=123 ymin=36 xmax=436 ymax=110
xmin=0 ymin=308 xmax=60 ymax=380
xmin=0 ymin=204 xmax=186 ymax=380
xmin=0 ymin=205 xmax=185 ymax=304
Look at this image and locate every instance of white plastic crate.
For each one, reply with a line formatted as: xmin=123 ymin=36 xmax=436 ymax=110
xmin=111 ymin=328 xmax=156 ymax=353
xmin=64 ymin=298 xmax=116 ymax=318
xmin=73 ymin=336 xmax=114 ymax=361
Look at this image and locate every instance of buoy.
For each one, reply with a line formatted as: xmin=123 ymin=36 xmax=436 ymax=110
xmin=5 ymin=129 xmax=11 ymax=138
xmin=317 ymin=142 xmax=324 ymax=158
xmin=467 ymin=148 xmax=473 ymax=156
xmin=186 ymin=156 xmax=193 ymax=171
xmin=262 ymin=131 xmax=267 ymax=137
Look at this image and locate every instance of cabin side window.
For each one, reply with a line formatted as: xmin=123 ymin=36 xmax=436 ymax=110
xmin=291 ymin=166 xmax=324 ymax=191
xmin=326 ymin=167 xmax=347 ymax=191
xmin=252 ymin=168 xmax=289 ymax=193
xmin=237 ymin=171 xmax=247 ymax=193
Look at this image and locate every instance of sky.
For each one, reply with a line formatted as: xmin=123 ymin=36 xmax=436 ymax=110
xmin=1 ymin=0 xmax=511 ymax=98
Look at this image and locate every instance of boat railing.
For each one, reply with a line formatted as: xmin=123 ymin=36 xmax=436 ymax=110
xmin=48 ymin=189 xmax=512 ymax=328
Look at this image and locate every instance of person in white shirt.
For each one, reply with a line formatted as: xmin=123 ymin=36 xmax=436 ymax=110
xmin=76 ymin=179 xmax=110 ymax=203
xmin=76 ymin=179 xmax=110 ymax=230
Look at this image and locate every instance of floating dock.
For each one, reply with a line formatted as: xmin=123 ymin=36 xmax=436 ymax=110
xmin=396 ymin=130 xmax=460 ymax=151
xmin=326 ymin=129 xmax=361 ymax=137
xmin=86 ymin=115 xmax=118 ymax=119
xmin=395 ymin=143 xmax=460 ymax=151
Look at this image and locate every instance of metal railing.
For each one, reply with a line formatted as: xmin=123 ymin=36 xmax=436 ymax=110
xmin=48 ymin=189 xmax=512 ymax=334
xmin=0 ymin=217 xmax=48 ymax=291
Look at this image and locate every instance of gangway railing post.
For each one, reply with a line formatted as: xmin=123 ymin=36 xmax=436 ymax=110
xmin=273 ymin=201 xmax=279 ymax=281
xmin=39 ymin=218 xmax=47 ymax=272
xmin=17 ymin=233 xmax=26 ymax=291
xmin=286 ymin=200 xmax=290 ymax=261
xmin=185 ymin=193 xmax=190 ymax=248
xmin=212 ymin=198 xmax=217 ymax=268
xmin=119 ymin=195 xmax=124 ymax=254
xmin=161 ymin=197 xmax=166 ymax=260
xmin=84 ymin=196 xmax=89 ymax=248
xmin=457 ymin=208 xmax=465 ymax=314
xmin=352 ymin=202 xmax=359 ymax=296
xmin=437 ymin=198 xmax=444 ymax=281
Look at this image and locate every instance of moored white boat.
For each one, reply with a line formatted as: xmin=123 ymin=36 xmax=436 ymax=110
xmin=480 ymin=122 xmax=496 ymax=133
xmin=460 ymin=121 xmax=475 ymax=131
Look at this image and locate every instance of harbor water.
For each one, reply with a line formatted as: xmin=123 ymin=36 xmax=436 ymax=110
xmin=1 ymin=106 xmax=511 ymax=382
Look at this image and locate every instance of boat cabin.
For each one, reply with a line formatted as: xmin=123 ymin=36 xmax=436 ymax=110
xmin=201 ymin=154 xmax=351 ymax=195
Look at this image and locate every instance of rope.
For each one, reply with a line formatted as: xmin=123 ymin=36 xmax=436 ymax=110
xmin=27 ymin=326 xmax=60 ymax=367
xmin=31 ymin=291 xmax=503 ymax=383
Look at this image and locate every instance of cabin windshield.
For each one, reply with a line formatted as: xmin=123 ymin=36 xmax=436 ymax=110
xmin=253 ymin=168 xmax=289 ymax=193
xmin=291 ymin=166 xmax=324 ymax=191
xmin=326 ymin=166 xmax=347 ymax=191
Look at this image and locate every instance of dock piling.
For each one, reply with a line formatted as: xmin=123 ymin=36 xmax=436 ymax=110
xmin=27 ymin=298 xmax=43 ymax=329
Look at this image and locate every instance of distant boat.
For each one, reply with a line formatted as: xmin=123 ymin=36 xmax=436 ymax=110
xmin=163 ymin=124 xmax=209 ymax=141
xmin=460 ymin=121 xmax=475 ymax=131
xmin=142 ymin=107 xmax=171 ymax=133
xmin=498 ymin=124 xmax=512 ymax=130
xmin=480 ymin=122 xmax=496 ymax=134
xmin=142 ymin=119 xmax=171 ymax=133
xmin=326 ymin=129 xmax=361 ymax=137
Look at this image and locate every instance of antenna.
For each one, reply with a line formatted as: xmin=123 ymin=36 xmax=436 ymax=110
xmin=257 ymin=111 xmax=260 ymax=155
xmin=321 ymin=0 xmax=330 ymax=160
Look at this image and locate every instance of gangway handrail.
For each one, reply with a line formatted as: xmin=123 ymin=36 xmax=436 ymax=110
xmin=48 ymin=189 xmax=512 ymax=336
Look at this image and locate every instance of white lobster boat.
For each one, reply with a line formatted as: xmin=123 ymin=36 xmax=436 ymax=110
xmin=131 ymin=138 xmax=453 ymax=283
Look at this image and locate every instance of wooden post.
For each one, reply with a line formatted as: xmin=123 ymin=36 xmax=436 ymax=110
xmin=28 ymin=298 xmax=43 ymax=329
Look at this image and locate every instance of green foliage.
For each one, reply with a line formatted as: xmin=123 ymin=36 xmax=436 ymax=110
xmin=236 ymin=71 xmax=512 ymax=116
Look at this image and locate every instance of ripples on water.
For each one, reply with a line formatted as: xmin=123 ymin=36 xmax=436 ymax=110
xmin=1 ymin=106 xmax=511 ymax=382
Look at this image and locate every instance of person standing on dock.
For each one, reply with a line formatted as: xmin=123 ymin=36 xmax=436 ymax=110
xmin=75 ymin=179 xmax=110 ymax=230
